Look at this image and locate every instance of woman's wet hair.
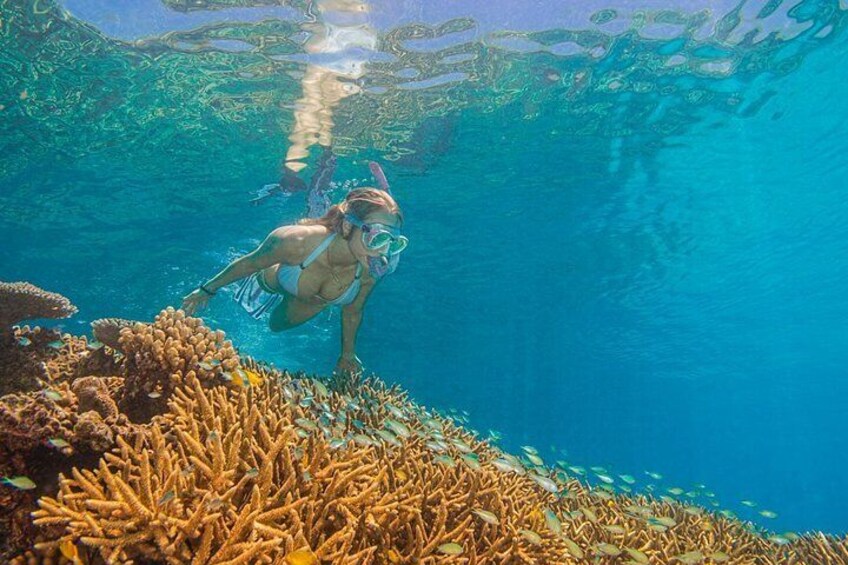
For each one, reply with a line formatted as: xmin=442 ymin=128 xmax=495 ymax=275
xmin=298 ymin=187 xmax=403 ymax=239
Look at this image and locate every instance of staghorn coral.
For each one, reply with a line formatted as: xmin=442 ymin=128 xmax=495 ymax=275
xmin=0 ymin=282 xmax=77 ymax=332
xmin=30 ymin=350 xmax=848 ymax=565
xmin=3 ymin=307 xmax=846 ymax=564
xmin=117 ymin=307 xmax=240 ymax=421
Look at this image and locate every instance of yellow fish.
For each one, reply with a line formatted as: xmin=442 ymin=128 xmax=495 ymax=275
xmin=242 ymin=369 xmax=263 ymax=386
xmin=59 ymin=539 xmax=85 ymax=565
xmin=528 ymin=508 xmax=544 ymax=524
xmin=285 ymin=548 xmax=318 ymax=565
xmin=227 ymin=368 xmax=260 ymax=387
xmin=386 ymin=548 xmax=402 ymax=563
xmin=437 ymin=543 xmax=463 ymax=555
xmin=579 ymin=507 xmax=598 ymax=523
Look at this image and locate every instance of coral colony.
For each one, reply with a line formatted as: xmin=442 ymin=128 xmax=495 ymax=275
xmin=1 ymin=281 xmax=847 ymax=564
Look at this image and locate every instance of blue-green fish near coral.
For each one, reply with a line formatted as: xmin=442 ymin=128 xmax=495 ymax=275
xmin=1 ymin=476 xmax=37 ymax=490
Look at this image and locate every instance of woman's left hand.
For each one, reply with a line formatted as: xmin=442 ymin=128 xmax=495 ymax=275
xmin=334 ymin=353 xmax=364 ymax=375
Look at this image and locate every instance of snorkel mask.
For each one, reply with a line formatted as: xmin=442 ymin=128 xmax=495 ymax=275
xmin=344 ymin=213 xmax=407 ymax=279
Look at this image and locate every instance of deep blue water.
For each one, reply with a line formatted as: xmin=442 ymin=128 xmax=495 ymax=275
xmin=1 ymin=0 xmax=847 ymax=536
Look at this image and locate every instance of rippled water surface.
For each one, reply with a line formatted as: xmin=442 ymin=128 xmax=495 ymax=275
xmin=1 ymin=0 xmax=847 ymax=534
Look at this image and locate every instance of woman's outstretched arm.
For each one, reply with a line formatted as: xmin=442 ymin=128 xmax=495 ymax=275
xmin=182 ymin=227 xmax=294 ymax=314
xmin=336 ymin=276 xmax=377 ymax=374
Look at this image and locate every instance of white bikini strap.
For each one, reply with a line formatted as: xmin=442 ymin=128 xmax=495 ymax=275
xmin=301 ymin=233 xmax=336 ymax=268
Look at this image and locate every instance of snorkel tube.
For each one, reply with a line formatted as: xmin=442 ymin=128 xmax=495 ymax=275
xmin=364 ymin=161 xmax=400 ymax=278
xmin=368 ymin=161 xmax=392 ymax=196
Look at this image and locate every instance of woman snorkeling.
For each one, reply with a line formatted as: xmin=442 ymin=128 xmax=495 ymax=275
xmin=182 ymin=172 xmax=407 ymax=376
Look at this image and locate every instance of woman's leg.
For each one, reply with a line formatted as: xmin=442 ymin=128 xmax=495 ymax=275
xmin=269 ymin=295 xmax=326 ymax=332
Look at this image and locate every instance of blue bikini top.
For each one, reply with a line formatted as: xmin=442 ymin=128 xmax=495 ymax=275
xmin=277 ymin=232 xmax=362 ymax=306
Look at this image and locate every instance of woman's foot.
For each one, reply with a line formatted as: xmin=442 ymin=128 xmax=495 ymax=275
xmin=280 ymin=166 xmax=307 ymax=194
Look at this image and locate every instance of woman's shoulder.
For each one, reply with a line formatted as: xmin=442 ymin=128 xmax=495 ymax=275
xmin=269 ymin=224 xmax=332 ymax=263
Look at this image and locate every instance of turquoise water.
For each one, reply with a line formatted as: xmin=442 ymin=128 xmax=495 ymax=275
xmin=2 ymin=0 xmax=847 ymax=535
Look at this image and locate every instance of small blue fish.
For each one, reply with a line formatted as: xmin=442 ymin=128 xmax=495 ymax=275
xmin=157 ymin=491 xmax=175 ymax=506
xmin=434 ymin=455 xmax=456 ymax=467
xmin=385 ymin=419 xmax=410 ymax=438
xmin=47 ymin=340 xmax=64 ymax=350
xmin=87 ymin=340 xmax=104 ymax=350
xmin=386 ymin=404 xmax=406 ymax=420
xmin=461 ymin=453 xmax=481 ymax=470
xmin=2 ymin=476 xmax=37 ymax=490
xmin=245 ymin=467 xmax=259 ymax=479
xmin=531 ymin=474 xmax=559 ymax=493
xmin=299 ymin=396 xmax=314 ymax=408
xmin=17 ymin=337 xmax=31 ymax=347
xmin=295 ymin=418 xmax=318 ymax=432
xmin=43 ymin=389 xmax=63 ymax=401
xmin=328 ymin=438 xmax=346 ymax=449
xmin=47 ymin=438 xmax=71 ymax=449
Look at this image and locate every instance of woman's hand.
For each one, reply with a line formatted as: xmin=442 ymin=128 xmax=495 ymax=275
xmin=182 ymin=288 xmax=212 ymax=316
xmin=334 ymin=353 xmax=364 ymax=375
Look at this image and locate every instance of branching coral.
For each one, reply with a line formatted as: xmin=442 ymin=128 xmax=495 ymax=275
xmin=117 ymin=307 xmax=240 ymax=421
xmin=31 ymin=345 xmax=848 ymax=565
xmin=3 ymin=305 xmax=846 ymax=564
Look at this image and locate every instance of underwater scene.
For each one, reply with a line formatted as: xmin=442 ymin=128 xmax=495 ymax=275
xmin=1 ymin=0 xmax=848 ymax=563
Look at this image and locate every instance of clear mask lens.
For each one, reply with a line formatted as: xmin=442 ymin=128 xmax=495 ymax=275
xmin=364 ymin=230 xmax=408 ymax=254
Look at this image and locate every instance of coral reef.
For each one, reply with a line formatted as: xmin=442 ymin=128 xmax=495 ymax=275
xmin=90 ymin=317 xmax=137 ymax=351
xmin=0 ymin=281 xmax=76 ymax=397
xmin=0 ymin=333 xmax=48 ymax=396
xmin=0 ymin=282 xmax=77 ymax=331
xmin=0 ymin=299 xmax=846 ymax=564
xmin=0 ymin=283 xmax=136 ymax=559
xmin=116 ymin=307 xmax=240 ymax=421
xmin=72 ymin=376 xmax=122 ymax=422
